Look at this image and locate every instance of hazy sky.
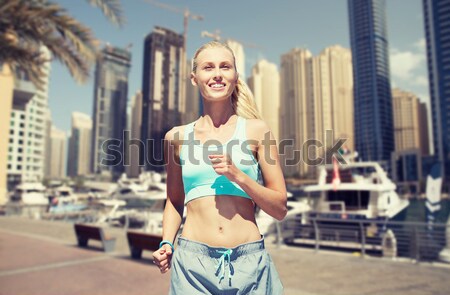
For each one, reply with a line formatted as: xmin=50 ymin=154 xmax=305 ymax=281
xmin=48 ymin=0 xmax=428 ymax=133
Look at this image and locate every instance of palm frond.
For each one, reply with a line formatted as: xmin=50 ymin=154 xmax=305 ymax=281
xmin=2 ymin=42 xmax=47 ymax=90
xmin=0 ymin=0 xmax=125 ymax=89
xmin=0 ymin=0 xmax=98 ymax=87
xmin=86 ymin=0 xmax=125 ymax=27
xmin=5 ymin=2 xmax=98 ymax=61
xmin=44 ymin=35 xmax=91 ymax=83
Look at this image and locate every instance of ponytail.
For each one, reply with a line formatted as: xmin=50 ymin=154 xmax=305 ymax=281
xmin=231 ymin=77 xmax=261 ymax=120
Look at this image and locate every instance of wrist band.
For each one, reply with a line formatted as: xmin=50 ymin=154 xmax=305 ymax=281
xmin=159 ymin=240 xmax=175 ymax=252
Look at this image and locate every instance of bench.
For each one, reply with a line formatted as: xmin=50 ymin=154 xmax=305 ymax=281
xmin=127 ymin=231 xmax=162 ymax=259
xmin=74 ymin=223 xmax=116 ymax=252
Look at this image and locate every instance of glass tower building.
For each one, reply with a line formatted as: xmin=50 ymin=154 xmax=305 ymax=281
xmin=423 ymin=0 xmax=450 ymax=180
xmin=348 ymin=0 xmax=394 ymax=164
xmin=141 ymin=27 xmax=184 ymax=171
xmin=91 ymin=46 xmax=131 ymax=180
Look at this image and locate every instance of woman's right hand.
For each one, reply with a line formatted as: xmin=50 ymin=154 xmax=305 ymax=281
xmin=152 ymin=244 xmax=173 ymax=274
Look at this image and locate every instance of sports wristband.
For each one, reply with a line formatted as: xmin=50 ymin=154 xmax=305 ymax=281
xmin=159 ymin=240 xmax=175 ymax=252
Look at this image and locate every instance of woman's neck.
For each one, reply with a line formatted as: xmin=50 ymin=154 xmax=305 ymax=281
xmin=201 ymin=98 xmax=236 ymax=127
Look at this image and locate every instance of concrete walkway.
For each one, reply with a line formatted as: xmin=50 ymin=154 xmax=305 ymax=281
xmin=1 ymin=216 xmax=450 ymax=295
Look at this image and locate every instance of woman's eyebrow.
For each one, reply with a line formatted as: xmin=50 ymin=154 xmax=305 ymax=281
xmin=200 ymin=60 xmax=233 ymax=64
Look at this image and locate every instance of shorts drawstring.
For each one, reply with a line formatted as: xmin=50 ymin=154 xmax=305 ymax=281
xmin=215 ymin=249 xmax=234 ymax=284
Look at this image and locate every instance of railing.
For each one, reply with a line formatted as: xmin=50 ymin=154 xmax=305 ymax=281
xmin=276 ymin=216 xmax=449 ymax=263
xmin=2 ymin=203 xmax=48 ymax=219
xmin=2 ymin=203 xmax=98 ymax=223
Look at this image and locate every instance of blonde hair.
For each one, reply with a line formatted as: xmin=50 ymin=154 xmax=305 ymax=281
xmin=192 ymin=41 xmax=261 ymax=120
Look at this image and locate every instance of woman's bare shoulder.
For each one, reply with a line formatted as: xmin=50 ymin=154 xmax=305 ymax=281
xmin=245 ymin=118 xmax=272 ymax=140
xmin=164 ymin=124 xmax=190 ymax=142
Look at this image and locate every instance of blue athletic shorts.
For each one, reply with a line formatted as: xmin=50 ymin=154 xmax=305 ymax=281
xmin=169 ymin=236 xmax=284 ymax=295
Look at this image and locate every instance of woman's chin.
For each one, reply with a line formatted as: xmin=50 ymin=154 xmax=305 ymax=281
xmin=202 ymin=94 xmax=231 ymax=102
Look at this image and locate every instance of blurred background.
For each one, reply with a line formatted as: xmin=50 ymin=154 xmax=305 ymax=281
xmin=1 ymin=0 xmax=450 ymax=265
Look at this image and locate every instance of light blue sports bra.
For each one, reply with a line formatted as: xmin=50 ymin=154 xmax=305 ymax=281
xmin=180 ymin=116 xmax=260 ymax=205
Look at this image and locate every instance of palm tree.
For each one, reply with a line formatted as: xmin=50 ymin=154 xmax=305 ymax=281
xmin=0 ymin=0 xmax=125 ymax=88
xmin=0 ymin=0 xmax=125 ymax=205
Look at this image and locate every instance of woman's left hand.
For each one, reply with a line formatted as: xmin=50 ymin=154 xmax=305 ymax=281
xmin=209 ymin=154 xmax=243 ymax=183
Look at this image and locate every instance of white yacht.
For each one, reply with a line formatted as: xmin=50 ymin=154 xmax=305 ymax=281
xmin=303 ymin=161 xmax=409 ymax=221
xmin=88 ymin=172 xmax=167 ymax=232
xmin=51 ymin=186 xmax=78 ymax=204
xmin=48 ymin=186 xmax=87 ymax=213
xmin=110 ymin=172 xmax=166 ymax=200
xmin=281 ymin=161 xmax=410 ymax=249
xmin=10 ymin=182 xmax=48 ymax=205
xmin=94 ymin=193 xmax=169 ymax=234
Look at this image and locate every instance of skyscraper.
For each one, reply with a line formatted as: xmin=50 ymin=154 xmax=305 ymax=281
xmin=0 ymin=64 xmax=15 ymax=204
xmin=311 ymin=45 xmax=354 ymax=154
xmin=7 ymin=47 xmax=51 ymax=189
xmin=226 ymin=40 xmax=246 ymax=80
xmin=47 ymin=126 xmax=66 ymax=179
xmin=418 ymin=101 xmax=430 ymax=156
xmin=68 ymin=112 xmax=92 ymax=177
xmin=348 ymin=0 xmax=394 ymax=163
xmin=423 ymin=0 xmax=450 ymax=178
xmin=392 ymin=88 xmax=430 ymax=154
xmin=280 ymin=48 xmax=314 ymax=177
xmin=126 ymin=91 xmax=143 ymax=178
xmin=184 ymin=59 xmax=201 ymax=123
xmin=248 ymin=59 xmax=280 ymax=143
xmin=141 ymin=27 xmax=184 ymax=171
xmin=91 ymin=45 xmax=131 ymax=180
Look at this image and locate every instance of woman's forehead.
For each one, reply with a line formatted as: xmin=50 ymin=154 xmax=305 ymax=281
xmin=196 ymin=47 xmax=235 ymax=63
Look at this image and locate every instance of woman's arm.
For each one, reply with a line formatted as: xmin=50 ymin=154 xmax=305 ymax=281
xmin=162 ymin=127 xmax=186 ymax=243
xmin=210 ymin=119 xmax=287 ymax=220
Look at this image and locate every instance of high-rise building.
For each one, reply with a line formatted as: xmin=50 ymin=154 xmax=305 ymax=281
xmin=248 ymin=59 xmax=280 ymax=142
xmin=423 ymin=0 xmax=450 ymax=178
xmin=348 ymin=0 xmax=394 ymax=164
xmin=184 ymin=59 xmax=201 ymax=124
xmin=280 ymin=48 xmax=314 ymax=177
xmin=141 ymin=27 xmax=184 ymax=171
xmin=280 ymin=45 xmax=354 ymax=178
xmin=91 ymin=45 xmax=131 ymax=180
xmin=47 ymin=126 xmax=66 ymax=179
xmin=226 ymin=40 xmax=246 ymax=79
xmin=126 ymin=91 xmax=143 ymax=178
xmin=68 ymin=112 xmax=92 ymax=177
xmin=44 ymin=110 xmax=52 ymax=177
xmin=7 ymin=47 xmax=51 ymax=189
xmin=311 ymin=45 xmax=354 ymax=154
xmin=0 ymin=64 xmax=16 ymax=204
xmin=392 ymin=89 xmax=428 ymax=154
xmin=418 ymin=101 xmax=430 ymax=156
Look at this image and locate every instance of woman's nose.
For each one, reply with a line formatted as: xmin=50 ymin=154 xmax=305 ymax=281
xmin=212 ymin=68 xmax=222 ymax=79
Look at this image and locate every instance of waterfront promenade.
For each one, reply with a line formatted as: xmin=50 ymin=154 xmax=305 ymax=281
xmin=1 ymin=216 xmax=450 ymax=295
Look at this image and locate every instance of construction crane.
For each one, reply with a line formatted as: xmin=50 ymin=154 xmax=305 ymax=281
xmin=142 ymin=0 xmax=204 ymax=114
xmin=142 ymin=0 xmax=204 ymax=51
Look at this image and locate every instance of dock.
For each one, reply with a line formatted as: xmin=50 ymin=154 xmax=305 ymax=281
xmin=1 ymin=216 xmax=450 ymax=295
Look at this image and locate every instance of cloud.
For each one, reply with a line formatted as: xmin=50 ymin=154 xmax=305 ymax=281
xmin=414 ymin=75 xmax=428 ymax=86
xmin=388 ymin=39 xmax=429 ymax=103
xmin=414 ymin=38 xmax=426 ymax=52
xmin=417 ymin=93 xmax=430 ymax=103
xmin=390 ymin=48 xmax=425 ymax=80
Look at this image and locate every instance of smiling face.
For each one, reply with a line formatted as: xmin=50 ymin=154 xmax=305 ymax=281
xmin=191 ymin=46 xmax=238 ymax=102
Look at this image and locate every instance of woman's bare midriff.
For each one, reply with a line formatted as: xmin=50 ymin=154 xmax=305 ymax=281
xmin=181 ymin=195 xmax=262 ymax=248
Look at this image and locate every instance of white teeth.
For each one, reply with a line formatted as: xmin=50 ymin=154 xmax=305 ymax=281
xmin=211 ymin=83 xmax=224 ymax=88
